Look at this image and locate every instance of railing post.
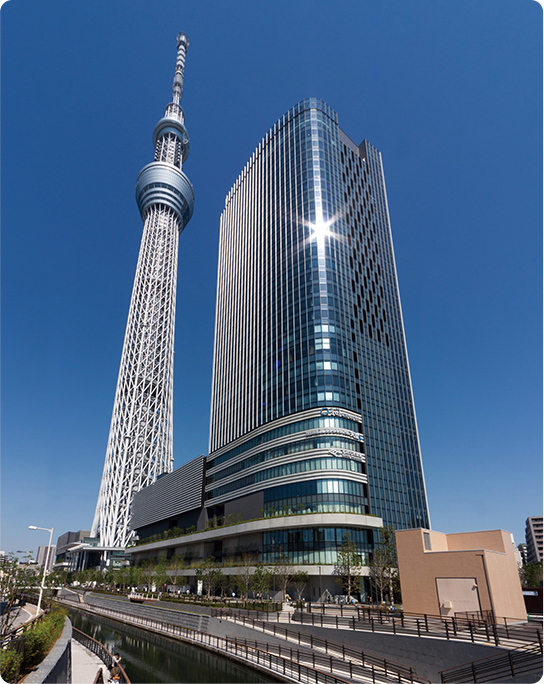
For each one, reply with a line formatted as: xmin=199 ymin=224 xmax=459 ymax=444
xmin=471 ymin=661 xmax=477 ymax=682
xmin=492 ymin=623 xmax=499 ymax=647
xmin=445 ymin=621 xmax=449 ymax=640
xmin=508 ymin=651 xmax=515 ymax=678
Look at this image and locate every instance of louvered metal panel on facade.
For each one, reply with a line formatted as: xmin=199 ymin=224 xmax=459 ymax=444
xmin=130 ymin=454 xmax=204 ymax=530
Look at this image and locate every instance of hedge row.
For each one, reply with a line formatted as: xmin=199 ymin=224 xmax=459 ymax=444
xmin=0 ymin=608 xmax=67 ymax=683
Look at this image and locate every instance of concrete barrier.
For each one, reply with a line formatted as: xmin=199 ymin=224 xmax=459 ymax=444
xmin=24 ymin=616 xmax=72 ymax=684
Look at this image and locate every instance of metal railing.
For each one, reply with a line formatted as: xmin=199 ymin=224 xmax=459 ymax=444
xmin=67 ymin=603 xmax=401 ymax=684
xmin=439 ymin=642 xmax=543 ymax=683
xmin=227 ymin=636 xmax=429 ymax=684
xmin=289 ymin=604 xmax=543 ymax=649
xmin=93 ymin=669 xmax=105 ymax=684
xmin=212 ymin=608 xmax=428 ymax=683
xmin=72 ymin=627 xmax=131 ymax=683
xmin=1 ymin=616 xmax=40 ymax=649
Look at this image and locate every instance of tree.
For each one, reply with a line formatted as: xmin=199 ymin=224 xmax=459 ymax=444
xmin=251 ymin=565 xmax=273 ymax=601
xmin=154 ymin=556 xmax=168 ymax=593
xmin=195 ymin=558 xmax=222 ymax=599
xmin=0 ymin=553 xmax=37 ymax=639
xmin=105 ymin=566 xmax=117 ymax=589
xmin=44 ymin=568 xmax=67 ymax=588
xmin=216 ymin=570 xmax=232 ymax=598
xmin=116 ymin=566 xmax=130 ymax=592
xmin=368 ymin=525 xmax=398 ymax=605
xmin=234 ymin=554 xmax=254 ymax=601
xmin=293 ymin=571 xmax=309 ymax=603
xmin=274 ymin=554 xmax=294 ymax=603
xmin=520 ymin=561 xmax=543 ymax=588
xmin=167 ymin=554 xmax=186 ymax=593
xmin=129 ymin=564 xmax=143 ymax=591
xmin=335 ymin=533 xmax=363 ymax=601
xmin=140 ymin=559 xmax=158 ymax=592
xmin=380 ymin=525 xmax=398 ymax=605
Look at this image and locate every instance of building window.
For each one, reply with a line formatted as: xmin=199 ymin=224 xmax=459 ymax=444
xmin=424 ymin=532 xmax=431 ymax=550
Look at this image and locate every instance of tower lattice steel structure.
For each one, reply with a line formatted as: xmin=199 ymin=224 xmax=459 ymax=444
xmin=92 ymin=33 xmax=194 ymax=547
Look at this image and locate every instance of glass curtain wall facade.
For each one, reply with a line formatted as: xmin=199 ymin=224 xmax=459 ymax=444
xmin=208 ymin=99 xmax=429 ymax=563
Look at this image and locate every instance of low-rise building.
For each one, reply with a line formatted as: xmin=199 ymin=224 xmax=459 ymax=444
xmin=55 ymin=530 xmax=90 ymax=569
xmin=396 ymin=528 xmax=527 ymax=623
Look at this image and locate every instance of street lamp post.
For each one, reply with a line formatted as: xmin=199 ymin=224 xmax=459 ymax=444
xmin=28 ymin=525 xmax=54 ymax=617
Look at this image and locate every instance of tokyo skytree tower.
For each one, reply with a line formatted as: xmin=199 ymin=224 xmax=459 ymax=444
xmin=92 ymin=33 xmax=194 ymax=548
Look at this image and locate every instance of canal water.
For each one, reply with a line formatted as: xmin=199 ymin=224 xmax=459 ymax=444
xmin=67 ymin=607 xmax=277 ymax=683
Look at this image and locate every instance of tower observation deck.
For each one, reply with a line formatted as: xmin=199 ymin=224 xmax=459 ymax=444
xmin=92 ymin=33 xmax=194 ymax=548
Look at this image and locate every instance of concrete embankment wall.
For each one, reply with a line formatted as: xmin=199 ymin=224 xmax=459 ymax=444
xmin=24 ymin=616 xmax=72 ymax=684
xmin=80 ymin=592 xmax=293 ymax=646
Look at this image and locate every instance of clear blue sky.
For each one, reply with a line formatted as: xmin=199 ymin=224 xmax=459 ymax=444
xmin=2 ymin=0 xmax=541 ymax=558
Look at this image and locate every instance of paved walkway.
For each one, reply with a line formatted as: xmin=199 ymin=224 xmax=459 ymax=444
xmin=9 ymin=601 xmax=41 ymax=631
xmin=71 ymin=639 xmax=107 ymax=684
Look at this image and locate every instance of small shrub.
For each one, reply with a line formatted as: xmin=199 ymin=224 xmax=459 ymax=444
xmin=22 ymin=608 xmax=66 ymax=672
xmin=0 ymin=648 xmax=23 ymax=683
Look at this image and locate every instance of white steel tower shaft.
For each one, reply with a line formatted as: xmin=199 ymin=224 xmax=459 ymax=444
xmin=92 ymin=33 xmax=194 ymax=548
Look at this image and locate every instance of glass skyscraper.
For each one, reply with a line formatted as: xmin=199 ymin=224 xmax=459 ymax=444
xmin=207 ymin=98 xmax=429 ymax=558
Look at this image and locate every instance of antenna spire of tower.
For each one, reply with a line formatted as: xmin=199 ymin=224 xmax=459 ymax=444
xmin=172 ymin=32 xmax=189 ymax=105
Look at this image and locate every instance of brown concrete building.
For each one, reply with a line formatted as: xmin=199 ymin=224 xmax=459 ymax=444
xmin=395 ymin=529 xmax=527 ymax=623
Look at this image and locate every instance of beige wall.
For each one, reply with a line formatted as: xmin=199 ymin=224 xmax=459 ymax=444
xmin=396 ymin=529 xmax=526 ymax=622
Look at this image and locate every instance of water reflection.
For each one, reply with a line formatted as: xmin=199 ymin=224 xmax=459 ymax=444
xmin=68 ymin=607 xmax=277 ymax=683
